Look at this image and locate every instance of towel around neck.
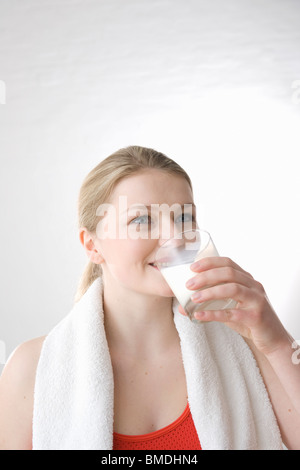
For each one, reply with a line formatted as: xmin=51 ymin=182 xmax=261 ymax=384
xmin=32 ymin=277 xmax=283 ymax=450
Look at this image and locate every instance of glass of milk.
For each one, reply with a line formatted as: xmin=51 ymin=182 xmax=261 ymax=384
xmin=155 ymin=229 xmax=237 ymax=321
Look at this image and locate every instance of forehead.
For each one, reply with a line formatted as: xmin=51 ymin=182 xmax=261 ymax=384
xmin=109 ymin=170 xmax=193 ymax=206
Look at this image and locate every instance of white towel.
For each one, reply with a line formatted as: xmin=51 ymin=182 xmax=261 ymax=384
xmin=32 ymin=278 xmax=283 ymax=450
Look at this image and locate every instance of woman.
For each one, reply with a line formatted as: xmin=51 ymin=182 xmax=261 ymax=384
xmin=0 ymin=146 xmax=300 ymax=450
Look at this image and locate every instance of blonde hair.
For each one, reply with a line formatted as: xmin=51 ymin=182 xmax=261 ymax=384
xmin=75 ymin=145 xmax=193 ymax=302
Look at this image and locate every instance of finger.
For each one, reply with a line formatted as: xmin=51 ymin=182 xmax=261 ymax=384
xmin=185 ymin=266 xmax=256 ymax=291
xmin=178 ymin=304 xmax=188 ymax=316
xmin=190 ymin=282 xmax=253 ymax=306
xmin=190 ymin=256 xmax=253 ymax=278
xmin=193 ymin=308 xmax=246 ymax=323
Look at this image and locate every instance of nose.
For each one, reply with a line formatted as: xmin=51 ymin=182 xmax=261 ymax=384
xmin=157 ymin=221 xmax=185 ymax=247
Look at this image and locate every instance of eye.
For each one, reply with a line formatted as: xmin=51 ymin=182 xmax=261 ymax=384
xmin=175 ymin=213 xmax=195 ymax=224
xmin=130 ymin=215 xmax=152 ymax=225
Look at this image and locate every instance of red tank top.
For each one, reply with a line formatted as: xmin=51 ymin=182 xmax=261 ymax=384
xmin=113 ymin=403 xmax=201 ymax=450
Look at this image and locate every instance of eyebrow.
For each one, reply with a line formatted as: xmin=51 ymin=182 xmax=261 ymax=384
xmin=124 ymin=203 xmax=197 ymax=214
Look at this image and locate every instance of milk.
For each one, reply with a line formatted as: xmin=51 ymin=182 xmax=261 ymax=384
xmin=161 ymin=262 xmax=196 ymax=308
xmin=160 ymin=239 xmax=236 ymax=317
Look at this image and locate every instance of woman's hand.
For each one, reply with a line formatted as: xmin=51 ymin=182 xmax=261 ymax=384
xmin=178 ymin=256 xmax=291 ymax=356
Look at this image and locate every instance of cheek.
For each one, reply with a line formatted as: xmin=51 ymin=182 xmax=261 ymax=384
xmin=99 ymin=239 xmax=126 ymax=264
xmin=100 ymin=239 xmax=153 ymax=269
xmin=101 ymin=239 xmax=153 ymax=288
xmin=100 ymin=239 xmax=175 ymax=297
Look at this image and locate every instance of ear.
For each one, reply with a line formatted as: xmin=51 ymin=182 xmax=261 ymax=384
xmin=79 ymin=228 xmax=104 ymax=264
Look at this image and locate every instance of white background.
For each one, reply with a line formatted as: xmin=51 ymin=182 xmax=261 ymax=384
xmin=1 ymin=0 xmax=300 ymax=371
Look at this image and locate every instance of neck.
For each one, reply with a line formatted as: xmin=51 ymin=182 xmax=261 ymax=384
xmin=102 ymin=276 xmax=178 ymax=358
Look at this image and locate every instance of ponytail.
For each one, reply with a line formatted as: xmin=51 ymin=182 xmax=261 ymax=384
xmin=74 ymin=261 xmax=102 ymax=303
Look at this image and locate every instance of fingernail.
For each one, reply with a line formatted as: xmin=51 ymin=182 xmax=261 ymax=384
xmin=194 ymin=311 xmax=205 ymax=320
xmin=185 ymin=278 xmax=195 ymax=288
xmin=191 ymin=291 xmax=202 ymax=302
xmin=190 ymin=261 xmax=201 ymax=270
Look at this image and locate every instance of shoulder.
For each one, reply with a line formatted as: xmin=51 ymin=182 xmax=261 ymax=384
xmin=1 ymin=336 xmax=46 ymax=386
xmin=8 ymin=335 xmax=45 ymax=368
xmin=0 ymin=336 xmax=46 ymax=450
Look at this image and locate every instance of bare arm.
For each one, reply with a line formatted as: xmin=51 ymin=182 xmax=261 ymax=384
xmin=245 ymin=336 xmax=300 ymax=450
xmin=181 ymin=256 xmax=300 ymax=450
xmin=0 ymin=336 xmax=45 ymax=450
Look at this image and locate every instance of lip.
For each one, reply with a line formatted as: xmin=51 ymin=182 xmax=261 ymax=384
xmin=148 ymin=262 xmax=159 ymax=271
xmin=154 ymin=257 xmax=171 ymax=264
xmin=149 ymin=259 xmax=171 ymax=268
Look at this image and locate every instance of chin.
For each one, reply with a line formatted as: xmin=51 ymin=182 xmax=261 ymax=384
xmin=153 ymin=285 xmax=175 ymax=298
xmin=156 ymin=280 xmax=175 ymax=298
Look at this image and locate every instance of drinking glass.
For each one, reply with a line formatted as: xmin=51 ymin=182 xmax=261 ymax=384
xmin=155 ymin=229 xmax=237 ymax=321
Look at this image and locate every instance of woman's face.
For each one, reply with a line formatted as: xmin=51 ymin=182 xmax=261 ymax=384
xmin=92 ymin=169 xmax=197 ymax=298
